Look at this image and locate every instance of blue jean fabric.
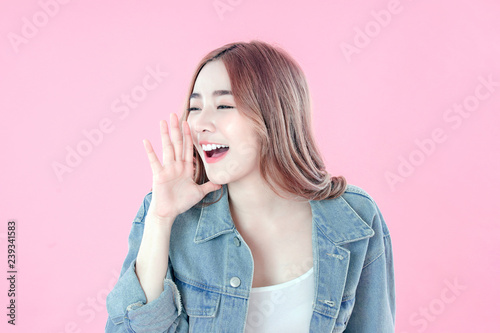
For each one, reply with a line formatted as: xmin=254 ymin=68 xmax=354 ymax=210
xmin=105 ymin=183 xmax=395 ymax=332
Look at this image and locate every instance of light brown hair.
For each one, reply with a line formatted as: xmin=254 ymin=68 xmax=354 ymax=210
xmin=179 ymin=40 xmax=347 ymax=206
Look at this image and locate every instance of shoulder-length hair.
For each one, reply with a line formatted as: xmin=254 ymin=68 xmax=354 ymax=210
xmin=179 ymin=40 xmax=347 ymax=206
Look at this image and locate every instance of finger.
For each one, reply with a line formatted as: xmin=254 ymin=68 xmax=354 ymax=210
xmin=170 ymin=113 xmax=183 ymax=161
xmin=183 ymin=121 xmax=194 ymax=164
xmin=142 ymin=139 xmax=163 ymax=174
xmin=160 ymin=119 xmax=175 ymax=166
xmin=199 ymin=181 xmax=222 ymax=196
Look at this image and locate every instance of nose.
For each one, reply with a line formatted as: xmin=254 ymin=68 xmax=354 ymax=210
xmin=189 ymin=107 xmax=216 ymax=134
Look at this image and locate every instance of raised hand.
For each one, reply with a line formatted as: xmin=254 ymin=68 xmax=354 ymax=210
xmin=142 ymin=113 xmax=221 ymax=225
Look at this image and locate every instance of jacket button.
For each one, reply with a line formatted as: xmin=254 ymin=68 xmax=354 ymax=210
xmin=233 ymin=237 xmax=241 ymax=247
xmin=230 ymin=276 xmax=241 ymax=288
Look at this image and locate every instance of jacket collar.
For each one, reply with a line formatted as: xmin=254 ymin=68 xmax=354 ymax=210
xmin=194 ymin=184 xmax=374 ymax=244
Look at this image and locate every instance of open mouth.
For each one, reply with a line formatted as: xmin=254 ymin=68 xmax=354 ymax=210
xmin=202 ymin=143 xmax=230 ymax=162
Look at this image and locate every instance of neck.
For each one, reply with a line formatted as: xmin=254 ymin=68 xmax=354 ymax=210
xmin=226 ymin=172 xmax=310 ymax=230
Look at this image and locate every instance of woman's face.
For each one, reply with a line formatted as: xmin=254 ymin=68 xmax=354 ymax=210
xmin=187 ymin=60 xmax=261 ymax=185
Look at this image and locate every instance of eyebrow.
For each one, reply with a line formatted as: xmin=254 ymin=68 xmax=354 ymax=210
xmin=190 ymin=90 xmax=233 ymax=99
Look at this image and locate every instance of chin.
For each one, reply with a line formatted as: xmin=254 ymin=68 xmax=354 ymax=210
xmin=205 ymin=169 xmax=232 ymax=185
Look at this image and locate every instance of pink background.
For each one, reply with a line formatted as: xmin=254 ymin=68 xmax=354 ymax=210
xmin=1 ymin=0 xmax=499 ymax=332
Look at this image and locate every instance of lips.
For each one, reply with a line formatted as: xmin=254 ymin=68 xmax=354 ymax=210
xmin=199 ymin=141 xmax=230 ymax=163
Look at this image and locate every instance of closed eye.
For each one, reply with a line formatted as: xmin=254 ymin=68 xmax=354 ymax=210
xmin=188 ymin=105 xmax=233 ymax=111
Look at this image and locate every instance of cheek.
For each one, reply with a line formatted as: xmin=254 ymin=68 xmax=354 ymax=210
xmin=187 ymin=116 xmax=194 ymax=129
xmin=228 ymin=136 xmax=260 ymax=172
xmin=234 ymin=139 xmax=259 ymax=159
xmin=224 ymin=117 xmax=259 ymax=147
xmin=187 ymin=118 xmax=198 ymax=139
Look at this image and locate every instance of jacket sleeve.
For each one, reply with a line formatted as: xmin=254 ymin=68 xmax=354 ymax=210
xmin=105 ymin=192 xmax=189 ymax=333
xmin=345 ymin=203 xmax=396 ymax=333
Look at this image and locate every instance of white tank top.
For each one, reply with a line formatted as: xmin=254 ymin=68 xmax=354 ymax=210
xmin=244 ymin=267 xmax=314 ymax=333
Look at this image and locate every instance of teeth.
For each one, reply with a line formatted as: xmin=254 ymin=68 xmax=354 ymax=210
xmin=202 ymin=144 xmax=229 ymax=151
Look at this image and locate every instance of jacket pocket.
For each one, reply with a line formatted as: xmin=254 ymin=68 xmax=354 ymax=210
xmin=333 ymin=296 xmax=355 ymax=333
xmin=176 ymin=279 xmax=221 ymax=318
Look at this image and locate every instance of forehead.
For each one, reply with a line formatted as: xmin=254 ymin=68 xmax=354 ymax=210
xmin=192 ymin=60 xmax=232 ymax=95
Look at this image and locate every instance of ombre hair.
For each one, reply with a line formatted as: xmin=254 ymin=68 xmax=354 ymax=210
xmin=179 ymin=40 xmax=347 ymax=206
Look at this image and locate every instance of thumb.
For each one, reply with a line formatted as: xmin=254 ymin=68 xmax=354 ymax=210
xmin=199 ymin=181 xmax=222 ymax=196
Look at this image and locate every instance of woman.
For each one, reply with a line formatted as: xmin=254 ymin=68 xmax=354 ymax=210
xmin=105 ymin=40 xmax=395 ymax=332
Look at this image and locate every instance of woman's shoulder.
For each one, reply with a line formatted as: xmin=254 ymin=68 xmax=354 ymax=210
xmin=129 ymin=190 xmax=153 ymax=224
xmin=342 ymin=183 xmax=377 ymax=204
xmin=318 ymin=183 xmax=390 ymax=237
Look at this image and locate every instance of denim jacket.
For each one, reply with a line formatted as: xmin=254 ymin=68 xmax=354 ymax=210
xmin=105 ymin=184 xmax=395 ymax=332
